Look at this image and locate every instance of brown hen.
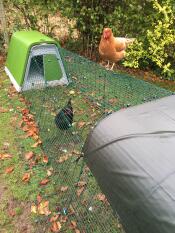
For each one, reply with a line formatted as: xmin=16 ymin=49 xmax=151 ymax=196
xmin=99 ymin=28 xmax=134 ymax=70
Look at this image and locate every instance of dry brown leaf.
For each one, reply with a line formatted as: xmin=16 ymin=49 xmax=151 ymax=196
xmin=22 ymin=173 xmax=30 ymax=182
xmin=50 ymin=215 xmax=59 ymax=223
xmin=109 ymin=98 xmax=118 ymax=105
xmin=19 ymin=97 xmax=26 ymax=103
xmin=84 ymin=166 xmax=90 ymax=173
xmin=29 ymin=160 xmax=36 ymax=169
xmin=5 ymin=166 xmax=14 ymax=174
xmin=0 ymin=107 xmax=8 ymax=113
xmin=0 ymin=153 xmax=12 ymax=160
xmin=50 ymin=221 xmax=61 ymax=232
xmin=70 ymin=220 xmax=77 ymax=229
xmin=43 ymin=155 xmax=49 ymax=164
xmin=75 ymin=229 xmax=81 ymax=233
xmin=47 ymin=169 xmax=53 ymax=177
xmin=96 ymin=193 xmax=107 ymax=203
xmin=76 ymin=187 xmax=85 ymax=197
xmin=72 ymin=150 xmax=81 ymax=156
xmin=31 ymin=204 xmax=37 ymax=214
xmin=69 ymin=205 xmax=75 ymax=215
xmin=8 ymin=209 xmax=16 ymax=217
xmin=58 ymin=155 xmax=69 ymax=163
xmin=60 ymin=215 xmax=68 ymax=223
xmin=38 ymin=200 xmax=51 ymax=216
xmin=37 ymin=194 xmax=42 ymax=204
xmin=25 ymin=151 xmax=34 ymax=160
xmin=60 ymin=186 xmax=68 ymax=192
xmin=21 ymin=108 xmax=30 ymax=115
xmin=22 ymin=125 xmax=30 ymax=132
xmin=77 ymin=121 xmax=86 ymax=129
xmin=31 ymin=140 xmax=42 ymax=148
xmin=40 ymin=179 xmax=49 ymax=186
xmin=3 ymin=142 xmax=10 ymax=150
xmin=77 ymin=181 xmax=87 ymax=187
xmin=117 ymin=223 xmax=122 ymax=229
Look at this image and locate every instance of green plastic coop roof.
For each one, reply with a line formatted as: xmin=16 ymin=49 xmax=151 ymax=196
xmin=5 ymin=30 xmax=60 ymax=87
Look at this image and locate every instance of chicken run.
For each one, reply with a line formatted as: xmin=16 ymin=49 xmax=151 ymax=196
xmin=22 ymin=48 xmax=173 ymax=233
xmin=5 ymin=32 xmax=174 ymax=232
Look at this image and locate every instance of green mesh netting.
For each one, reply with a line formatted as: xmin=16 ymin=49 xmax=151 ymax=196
xmin=22 ymin=47 xmax=173 ymax=233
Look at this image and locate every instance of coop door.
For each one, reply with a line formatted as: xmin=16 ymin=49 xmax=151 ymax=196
xmin=43 ymin=54 xmax=63 ymax=82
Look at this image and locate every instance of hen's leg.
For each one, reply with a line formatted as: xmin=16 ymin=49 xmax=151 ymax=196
xmin=110 ymin=63 xmax=115 ymax=70
xmin=105 ymin=60 xmax=110 ymax=69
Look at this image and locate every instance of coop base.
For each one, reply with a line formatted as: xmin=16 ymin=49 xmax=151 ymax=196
xmin=5 ymin=66 xmax=21 ymax=92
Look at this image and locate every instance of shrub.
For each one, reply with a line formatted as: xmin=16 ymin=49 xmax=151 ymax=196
xmin=123 ymin=0 xmax=175 ymax=79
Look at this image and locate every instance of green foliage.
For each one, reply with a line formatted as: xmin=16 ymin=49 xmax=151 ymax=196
xmin=4 ymin=0 xmax=59 ymax=35
xmin=58 ymin=0 xmax=119 ymax=51
xmin=123 ymin=0 xmax=175 ymax=79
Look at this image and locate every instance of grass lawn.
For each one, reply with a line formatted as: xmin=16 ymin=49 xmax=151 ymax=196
xmin=0 ymin=65 xmax=121 ymax=233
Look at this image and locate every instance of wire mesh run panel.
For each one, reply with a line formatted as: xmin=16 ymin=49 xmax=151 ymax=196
xmin=5 ymin=30 xmax=68 ymax=92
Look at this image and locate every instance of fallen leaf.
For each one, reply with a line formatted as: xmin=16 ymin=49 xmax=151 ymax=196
xmin=60 ymin=215 xmax=68 ymax=223
xmin=75 ymin=229 xmax=81 ymax=233
xmin=3 ymin=142 xmax=10 ymax=150
xmin=72 ymin=150 xmax=81 ymax=156
xmin=0 ymin=153 xmax=12 ymax=160
xmin=69 ymin=90 xmax=75 ymax=95
xmin=22 ymin=125 xmax=29 ymax=132
xmin=50 ymin=221 xmax=61 ymax=232
xmin=21 ymin=108 xmax=30 ymax=115
xmin=25 ymin=151 xmax=34 ymax=160
xmin=0 ymin=107 xmax=8 ymax=113
xmin=60 ymin=186 xmax=68 ymax=192
xmin=31 ymin=204 xmax=37 ymax=214
xmin=96 ymin=193 xmax=108 ymax=203
xmin=77 ymin=121 xmax=86 ymax=129
xmin=40 ymin=179 xmax=49 ymax=186
xmin=84 ymin=166 xmax=90 ymax=173
xmin=69 ymin=205 xmax=75 ymax=215
xmin=50 ymin=215 xmax=59 ymax=222
xmin=43 ymin=155 xmax=49 ymax=164
xmin=22 ymin=173 xmax=30 ymax=182
xmin=8 ymin=209 xmax=16 ymax=217
xmin=70 ymin=220 xmax=77 ymax=229
xmin=91 ymin=112 xmax=97 ymax=117
xmin=5 ymin=166 xmax=14 ymax=174
xmin=47 ymin=168 xmax=53 ymax=177
xmin=19 ymin=97 xmax=26 ymax=103
xmin=37 ymin=194 xmax=42 ymax=204
xmin=109 ymin=98 xmax=118 ymax=105
xmin=31 ymin=140 xmax=42 ymax=148
xmin=76 ymin=187 xmax=85 ymax=197
xmin=58 ymin=155 xmax=69 ymax=163
xmin=29 ymin=160 xmax=36 ymax=169
xmin=38 ymin=200 xmax=51 ymax=216
xmin=77 ymin=181 xmax=87 ymax=187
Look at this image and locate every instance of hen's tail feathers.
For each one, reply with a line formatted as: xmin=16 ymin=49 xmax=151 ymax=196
xmin=125 ymin=38 xmax=135 ymax=45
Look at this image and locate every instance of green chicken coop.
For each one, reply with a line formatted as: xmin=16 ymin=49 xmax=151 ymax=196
xmin=5 ymin=30 xmax=68 ymax=92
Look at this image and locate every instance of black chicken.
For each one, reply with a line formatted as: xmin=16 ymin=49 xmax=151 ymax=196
xmin=55 ymin=98 xmax=73 ymax=130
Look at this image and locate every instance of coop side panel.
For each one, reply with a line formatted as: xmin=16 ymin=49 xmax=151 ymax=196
xmin=5 ymin=32 xmax=29 ymax=86
xmin=83 ymin=95 xmax=175 ymax=233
